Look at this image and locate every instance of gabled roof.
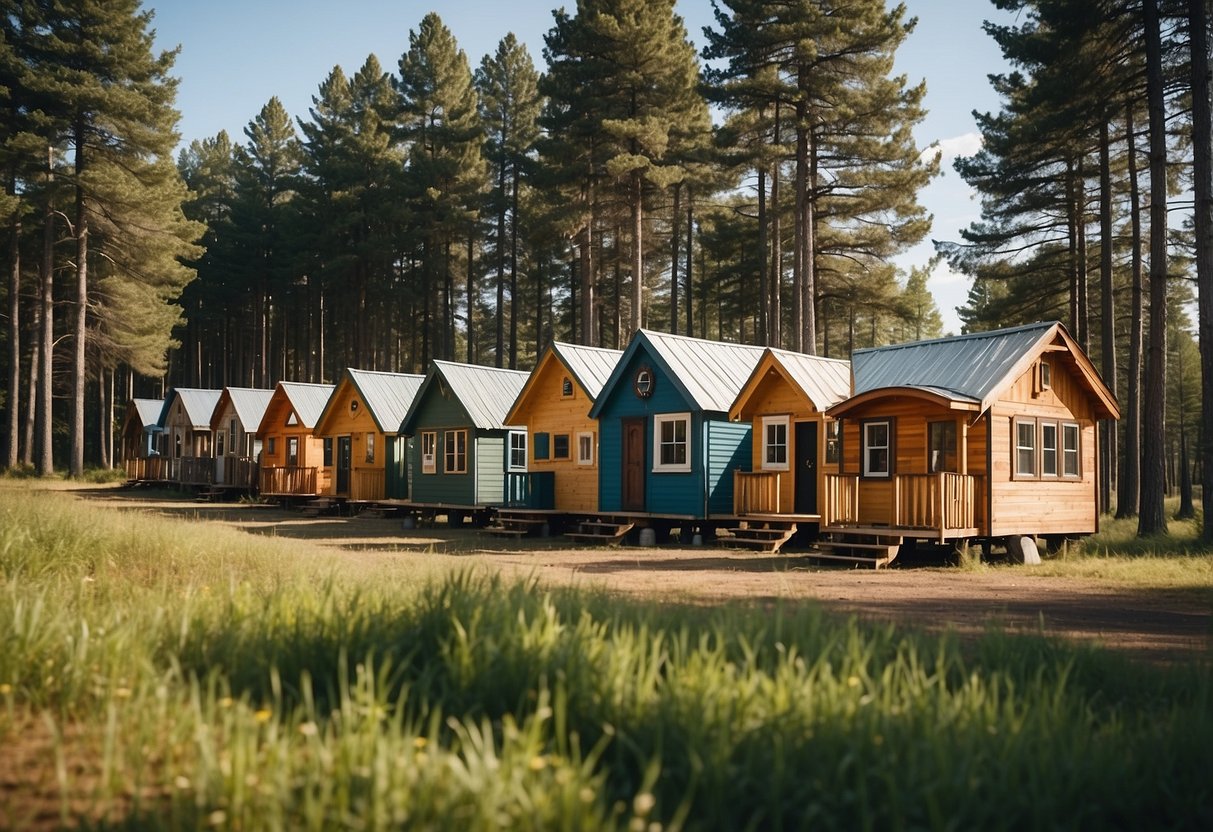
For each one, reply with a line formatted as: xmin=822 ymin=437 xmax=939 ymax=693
xmin=129 ymin=398 xmax=163 ymax=432
xmin=504 ymin=342 xmax=624 ymax=426
xmin=316 ymin=368 xmax=425 ymax=434
xmin=832 ymin=321 xmax=1119 ymax=419
xmin=401 ymin=360 xmax=531 ymax=434
xmin=589 ymin=329 xmax=768 ymax=418
xmin=256 ymin=381 xmax=336 ymax=435
xmin=746 ymin=348 xmax=853 ymax=414
xmin=158 ymin=388 xmax=222 ymax=430
xmin=209 ymin=387 xmax=275 ymax=432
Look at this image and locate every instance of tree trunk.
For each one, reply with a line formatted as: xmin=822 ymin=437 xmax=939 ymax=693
xmin=467 ymin=222 xmax=475 ymax=364
xmin=71 ymin=152 xmax=87 ymax=479
xmin=24 ymin=296 xmax=39 ymax=467
xmin=671 ymin=181 xmax=682 ymax=336
xmin=1190 ymin=0 xmax=1213 ymax=539
xmin=579 ymin=187 xmax=596 ymax=347
xmin=495 ymin=153 xmax=507 ymax=367
xmin=1139 ymin=0 xmax=1169 ymax=535
xmin=804 ymin=118 xmax=818 ymax=354
xmin=1076 ymin=158 xmax=1090 ymax=352
xmin=630 ymin=172 xmax=643 ymax=334
xmin=793 ymin=91 xmax=807 ymax=353
xmin=509 ymin=166 xmax=520 ymax=368
xmin=1117 ymin=99 xmax=1143 ymax=519
xmin=1098 ymin=118 xmax=1117 ymax=516
xmin=686 ymin=190 xmax=694 ymax=338
xmin=770 ymin=102 xmax=782 ymax=348
xmin=6 ymin=193 xmax=19 ymax=469
xmin=38 ymin=148 xmax=55 ymax=477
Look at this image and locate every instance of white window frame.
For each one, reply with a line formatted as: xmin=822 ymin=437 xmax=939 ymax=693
xmin=576 ymin=431 xmax=594 ymax=466
xmin=508 ymin=430 xmax=527 ymax=472
xmin=760 ymin=415 xmax=790 ymax=471
xmin=862 ymin=420 xmax=891 ymax=478
xmin=652 ymin=413 xmax=692 ymax=473
xmin=421 ymin=431 xmax=437 ymax=474
xmin=1014 ymin=418 xmax=1037 ymax=479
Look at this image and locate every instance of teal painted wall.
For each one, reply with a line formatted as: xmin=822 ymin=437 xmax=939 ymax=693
xmin=385 ymin=435 xmax=411 ymax=499
xmin=705 ymin=419 xmax=752 ymax=514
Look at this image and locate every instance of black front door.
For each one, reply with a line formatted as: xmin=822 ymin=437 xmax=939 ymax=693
xmin=794 ymin=421 xmax=818 ymax=514
xmin=336 ymin=436 xmax=352 ymax=495
xmin=621 ymin=418 xmax=646 ymax=511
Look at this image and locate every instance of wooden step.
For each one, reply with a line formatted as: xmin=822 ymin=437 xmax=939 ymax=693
xmin=724 ymin=522 xmax=798 ymax=554
xmin=566 ymin=520 xmax=635 ymax=544
xmin=812 ymin=534 xmax=901 ymax=569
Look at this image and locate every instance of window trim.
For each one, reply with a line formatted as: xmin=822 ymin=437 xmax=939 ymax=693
xmin=927 ymin=419 xmax=958 ymax=474
xmin=365 ymin=432 xmax=376 ymax=464
xmin=561 ymin=377 xmax=574 ymax=398
xmin=421 ymin=431 xmax=437 ymax=474
xmin=287 ymin=436 xmax=299 ymax=467
xmin=1040 ymin=420 xmax=1059 ymax=478
xmin=860 ymin=418 xmax=893 ymax=479
xmin=444 ymin=429 xmax=468 ymax=475
xmin=508 ymin=430 xmax=527 ymax=472
xmin=652 ymin=412 xmax=692 ymax=473
xmin=824 ymin=418 xmax=842 ymax=466
xmin=760 ymin=415 xmax=790 ymax=472
xmin=576 ymin=431 xmax=594 ymax=466
xmin=1062 ymin=421 xmax=1081 ymax=478
xmin=553 ymin=433 xmax=571 ymax=461
xmin=1012 ymin=418 xmax=1037 ymax=480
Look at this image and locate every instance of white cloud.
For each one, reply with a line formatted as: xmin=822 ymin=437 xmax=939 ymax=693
xmin=920 ymin=132 xmax=984 ymax=166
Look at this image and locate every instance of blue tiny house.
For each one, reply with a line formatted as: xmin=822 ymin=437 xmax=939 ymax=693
xmin=399 ymin=360 xmax=530 ymax=510
xmin=588 ymin=330 xmax=766 ymax=519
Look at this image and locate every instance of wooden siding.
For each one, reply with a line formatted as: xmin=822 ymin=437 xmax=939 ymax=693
xmin=510 ymin=354 xmax=600 ymax=512
xmin=258 ymin=393 xmax=330 ymax=494
xmin=475 ymin=435 xmax=506 ymax=504
xmin=705 ymin=419 xmax=752 ymax=514
xmin=315 ymin=378 xmax=390 ymax=500
xmin=162 ymin=398 xmax=212 ymax=468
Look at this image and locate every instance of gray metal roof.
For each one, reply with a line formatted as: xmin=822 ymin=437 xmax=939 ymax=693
xmin=276 ymin=382 xmax=336 ymax=428
xmin=639 ymin=329 xmax=768 ymax=413
xmin=550 ymin=342 xmax=624 ymax=400
xmin=424 ymin=360 xmax=531 ymax=431
xmin=220 ymin=387 xmax=275 ymax=431
xmin=851 ymin=321 xmax=1058 ymax=408
xmin=131 ymin=398 xmax=163 ymax=431
xmin=158 ymin=388 xmax=222 ymax=430
xmin=346 ymin=369 xmax=425 ymax=433
xmin=766 ymin=348 xmax=853 ymax=410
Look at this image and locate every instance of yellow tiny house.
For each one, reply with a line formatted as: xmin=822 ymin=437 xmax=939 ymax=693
xmin=823 ymin=322 xmax=1119 ymax=546
xmin=503 ymin=342 xmax=622 ymax=512
xmin=728 ymin=348 xmax=852 ymax=518
xmin=256 ymin=381 xmax=336 ymax=497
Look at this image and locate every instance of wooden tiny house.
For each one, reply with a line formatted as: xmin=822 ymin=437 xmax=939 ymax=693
xmin=503 ymin=342 xmax=623 ymax=512
xmin=823 ymin=321 xmax=1119 ymax=545
xmin=728 ymin=348 xmax=853 ymax=519
xmin=209 ymin=387 xmax=274 ymax=490
xmin=399 ymin=360 xmax=530 ymax=512
xmin=120 ymin=398 xmax=165 ymax=481
xmin=256 ymin=381 xmax=336 ymax=498
xmin=588 ymin=330 xmax=766 ymax=523
xmin=313 ymin=369 xmax=424 ymax=502
xmin=157 ymin=388 xmax=222 ymax=485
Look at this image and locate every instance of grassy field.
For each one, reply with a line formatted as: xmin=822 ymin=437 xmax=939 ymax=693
xmin=1 ymin=486 xmax=1211 ymax=829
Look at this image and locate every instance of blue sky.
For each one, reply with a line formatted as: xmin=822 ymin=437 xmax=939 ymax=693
xmin=149 ymin=0 xmax=1017 ymax=334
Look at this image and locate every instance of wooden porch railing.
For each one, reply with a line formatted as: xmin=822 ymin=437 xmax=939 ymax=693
xmin=352 ymin=469 xmax=385 ymax=502
xmin=260 ymin=466 xmax=319 ymax=496
xmin=124 ymin=456 xmax=175 ymax=482
xmin=823 ymin=472 xmax=981 ymax=535
xmin=733 ymin=470 xmax=781 ymax=515
xmin=223 ymin=456 xmax=258 ymax=490
xmin=179 ymin=457 xmax=215 ymax=485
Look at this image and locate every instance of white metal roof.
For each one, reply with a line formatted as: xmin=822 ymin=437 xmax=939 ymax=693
xmin=550 ymin=342 xmax=624 ymax=401
xmin=423 ymin=360 xmax=531 ymax=431
xmin=345 ymin=369 xmax=425 ymax=433
xmin=159 ymin=388 xmax=222 ymax=430
xmin=765 ymin=348 xmax=853 ymax=410
xmin=275 ymin=382 xmax=336 ymax=429
xmin=131 ymin=398 xmax=163 ymax=431
xmin=634 ymin=329 xmax=768 ymax=413
xmin=220 ymin=387 xmax=275 ymax=431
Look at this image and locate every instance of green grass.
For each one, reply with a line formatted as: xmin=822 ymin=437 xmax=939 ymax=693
xmin=1 ymin=489 xmax=1211 ymax=829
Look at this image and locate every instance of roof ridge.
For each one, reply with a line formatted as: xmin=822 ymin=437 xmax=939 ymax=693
xmin=433 ymin=359 xmax=530 ymax=376
xmin=767 ymin=346 xmax=852 ymax=365
xmin=852 ymin=321 xmax=1058 ymax=356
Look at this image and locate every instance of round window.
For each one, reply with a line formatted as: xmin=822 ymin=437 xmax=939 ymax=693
xmin=633 ymin=367 xmax=654 ymax=399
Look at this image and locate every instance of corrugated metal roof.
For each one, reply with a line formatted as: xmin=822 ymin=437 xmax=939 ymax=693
xmin=851 ymin=322 xmax=1058 ymax=407
xmin=550 ymin=342 xmax=624 ymax=400
xmin=276 ymin=382 xmax=336 ymax=428
xmin=425 ymin=360 xmax=531 ymax=431
xmin=766 ymin=348 xmax=853 ymax=410
xmin=222 ymin=387 xmax=275 ymax=431
xmin=347 ymin=369 xmax=425 ymax=433
xmin=131 ymin=398 xmax=163 ymax=431
xmin=159 ymin=388 xmax=222 ymax=429
xmin=639 ymin=330 xmax=768 ymax=412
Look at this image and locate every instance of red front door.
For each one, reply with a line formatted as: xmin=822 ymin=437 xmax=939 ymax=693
xmin=622 ymin=418 xmax=646 ymax=511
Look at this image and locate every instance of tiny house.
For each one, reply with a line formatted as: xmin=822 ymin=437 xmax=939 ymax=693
xmin=588 ymin=330 xmax=766 ymax=520
xmin=399 ymin=360 xmax=530 ymax=512
xmin=209 ymin=387 xmax=274 ymax=490
xmin=728 ymin=348 xmax=853 ymax=518
xmin=823 ymin=321 xmax=1119 ymax=544
xmin=256 ymin=381 xmax=336 ymax=498
xmin=157 ymin=388 xmax=222 ymax=485
xmin=120 ymin=398 xmax=164 ymax=481
xmin=503 ymin=342 xmax=623 ymax=512
xmin=312 ymin=369 xmax=424 ymax=502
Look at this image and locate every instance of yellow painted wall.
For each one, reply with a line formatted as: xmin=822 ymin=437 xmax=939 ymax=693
xmin=510 ymin=354 xmax=599 ymax=512
xmin=258 ymin=393 xmax=331 ymax=493
xmin=314 ymin=380 xmax=388 ymax=500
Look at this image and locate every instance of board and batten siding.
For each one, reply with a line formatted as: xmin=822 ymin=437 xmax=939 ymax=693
xmin=705 ymin=419 xmax=752 ymax=515
xmin=475 ymin=434 xmax=506 ymax=505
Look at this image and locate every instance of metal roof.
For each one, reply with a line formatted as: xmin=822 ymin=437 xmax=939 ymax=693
xmin=851 ymin=321 xmax=1058 ymax=407
xmin=275 ymin=381 xmax=336 ymax=428
xmin=419 ymin=360 xmax=531 ymax=431
xmin=219 ymin=387 xmax=275 ymax=431
xmin=639 ymin=329 xmax=768 ymax=413
xmin=158 ymin=388 xmax=222 ymax=430
xmin=131 ymin=398 xmax=163 ymax=431
xmin=550 ymin=342 xmax=624 ymax=400
xmin=766 ymin=348 xmax=853 ymax=410
xmin=345 ymin=369 xmax=425 ymax=433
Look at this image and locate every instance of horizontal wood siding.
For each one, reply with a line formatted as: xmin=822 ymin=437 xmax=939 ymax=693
xmin=706 ymin=419 xmax=752 ymax=515
xmin=475 ymin=434 xmax=506 ymax=504
xmin=316 ymin=380 xmax=389 ymax=499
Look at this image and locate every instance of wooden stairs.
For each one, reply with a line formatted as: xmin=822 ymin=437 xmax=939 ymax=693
xmin=722 ymin=520 xmax=798 ymax=553
xmin=566 ymin=516 xmax=636 ymax=545
xmin=485 ymin=509 xmax=551 ymax=539
xmin=811 ymin=530 xmax=903 ymax=569
xmin=301 ymin=497 xmax=337 ymax=517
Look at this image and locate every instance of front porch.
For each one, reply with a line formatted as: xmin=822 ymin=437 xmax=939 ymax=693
xmin=260 ymin=465 xmax=321 ymax=497
xmin=822 ymin=472 xmax=984 ymax=541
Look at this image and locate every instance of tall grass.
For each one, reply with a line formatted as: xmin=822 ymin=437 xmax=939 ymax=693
xmin=1 ymin=490 xmax=1211 ymax=829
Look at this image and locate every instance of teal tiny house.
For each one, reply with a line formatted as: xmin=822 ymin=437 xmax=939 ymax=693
xmin=588 ymin=330 xmax=766 ymax=519
xmin=399 ymin=360 xmax=530 ymax=509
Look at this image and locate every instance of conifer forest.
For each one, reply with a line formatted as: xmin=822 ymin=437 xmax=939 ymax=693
xmin=2 ymin=0 xmax=1212 ymax=538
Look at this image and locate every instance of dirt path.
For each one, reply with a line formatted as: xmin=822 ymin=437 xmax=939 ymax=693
xmin=84 ymin=489 xmax=1212 ymax=662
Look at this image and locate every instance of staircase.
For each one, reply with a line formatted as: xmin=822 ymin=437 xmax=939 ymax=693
xmin=485 ymin=509 xmax=552 ymax=538
xmin=566 ymin=515 xmax=636 ymax=545
xmin=811 ymin=530 xmax=903 ymax=569
xmin=301 ymin=497 xmax=337 ymax=517
xmin=722 ymin=520 xmax=798 ymax=553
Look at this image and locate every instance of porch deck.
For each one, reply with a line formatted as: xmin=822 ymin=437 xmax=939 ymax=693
xmin=823 ymin=472 xmax=984 ymax=542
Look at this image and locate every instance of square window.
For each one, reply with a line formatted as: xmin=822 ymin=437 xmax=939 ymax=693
xmin=761 ymin=416 xmax=789 ymax=470
xmin=862 ymin=420 xmax=891 ymax=478
xmin=653 ymin=413 xmax=691 ymax=472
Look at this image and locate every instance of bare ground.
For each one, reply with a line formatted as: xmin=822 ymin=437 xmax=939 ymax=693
xmin=79 ymin=488 xmax=1213 ymax=662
